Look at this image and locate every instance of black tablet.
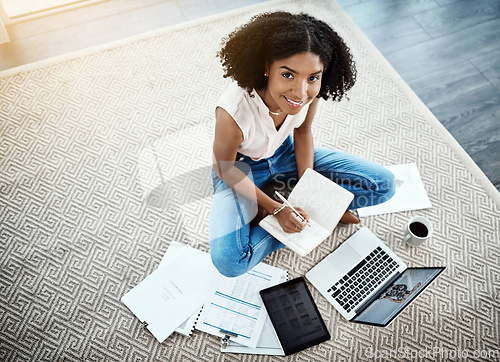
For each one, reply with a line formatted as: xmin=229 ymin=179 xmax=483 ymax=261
xmin=259 ymin=277 xmax=330 ymax=356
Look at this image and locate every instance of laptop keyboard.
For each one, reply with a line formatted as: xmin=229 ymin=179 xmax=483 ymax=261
xmin=327 ymin=246 xmax=399 ymax=313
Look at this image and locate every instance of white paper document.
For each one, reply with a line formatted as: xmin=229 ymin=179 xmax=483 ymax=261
xmin=159 ymin=241 xmax=206 ymax=337
xmin=223 ymin=316 xmax=284 ymax=355
xmin=197 ymin=263 xmax=284 ymax=349
xmin=357 ymin=163 xmax=432 ymax=217
xmin=223 ymin=273 xmax=288 ymax=355
xmin=175 ymin=307 xmax=202 ymax=337
xmin=121 ymin=245 xmax=217 ymax=343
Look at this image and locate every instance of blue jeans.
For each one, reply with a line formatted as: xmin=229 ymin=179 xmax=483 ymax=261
xmin=209 ymin=136 xmax=395 ymax=277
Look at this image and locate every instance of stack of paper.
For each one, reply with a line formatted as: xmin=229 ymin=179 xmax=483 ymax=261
xmin=222 ymin=274 xmax=288 ymax=356
xmin=121 ymin=243 xmax=217 ymax=342
xmin=197 ymin=262 xmax=284 ymax=349
xmin=121 ymin=241 xmax=287 ymax=356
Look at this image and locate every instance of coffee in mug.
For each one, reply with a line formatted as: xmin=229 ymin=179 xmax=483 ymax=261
xmin=404 ymin=216 xmax=433 ymax=246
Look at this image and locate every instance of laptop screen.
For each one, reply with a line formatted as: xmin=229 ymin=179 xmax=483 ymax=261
xmin=351 ymin=267 xmax=445 ymax=327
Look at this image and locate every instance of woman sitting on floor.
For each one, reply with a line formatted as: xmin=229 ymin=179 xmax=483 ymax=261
xmin=209 ymin=11 xmax=395 ymax=277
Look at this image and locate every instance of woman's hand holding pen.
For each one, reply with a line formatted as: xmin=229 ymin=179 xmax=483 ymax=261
xmin=274 ymin=205 xmax=309 ymax=233
xmin=272 ymin=191 xmax=310 ymax=233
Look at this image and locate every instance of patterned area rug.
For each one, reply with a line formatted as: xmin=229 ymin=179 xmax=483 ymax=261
xmin=1 ymin=0 xmax=499 ymax=360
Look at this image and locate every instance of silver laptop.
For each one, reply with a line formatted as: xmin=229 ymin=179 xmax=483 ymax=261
xmin=306 ymin=227 xmax=445 ymax=327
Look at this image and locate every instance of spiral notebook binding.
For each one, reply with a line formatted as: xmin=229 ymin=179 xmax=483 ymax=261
xmin=191 ymin=306 xmax=204 ymax=334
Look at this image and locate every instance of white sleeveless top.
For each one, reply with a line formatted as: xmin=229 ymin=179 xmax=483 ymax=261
xmin=217 ymin=82 xmax=310 ymax=160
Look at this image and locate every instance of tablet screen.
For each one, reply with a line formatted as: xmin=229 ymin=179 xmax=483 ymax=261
xmin=259 ymin=277 xmax=330 ymax=355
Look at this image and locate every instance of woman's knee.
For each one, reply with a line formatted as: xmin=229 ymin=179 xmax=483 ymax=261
xmin=210 ymin=251 xmax=249 ymax=278
xmin=351 ymin=166 xmax=395 ymax=209
xmin=209 ymin=234 xmax=250 ymax=278
xmin=376 ymin=167 xmax=396 ymax=202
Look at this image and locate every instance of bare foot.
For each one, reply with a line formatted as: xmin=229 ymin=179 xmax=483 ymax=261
xmin=340 ymin=210 xmax=360 ymax=224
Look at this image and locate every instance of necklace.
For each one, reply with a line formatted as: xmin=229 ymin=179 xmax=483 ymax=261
xmin=258 ymin=88 xmax=283 ymax=117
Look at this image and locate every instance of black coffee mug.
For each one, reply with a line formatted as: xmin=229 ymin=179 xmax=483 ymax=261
xmin=404 ymin=216 xmax=433 ymax=246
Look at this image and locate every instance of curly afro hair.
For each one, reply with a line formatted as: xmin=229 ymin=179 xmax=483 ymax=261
xmin=217 ymin=11 xmax=357 ymax=102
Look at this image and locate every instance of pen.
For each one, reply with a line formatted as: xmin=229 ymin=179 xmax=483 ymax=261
xmin=274 ymin=191 xmax=312 ymax=228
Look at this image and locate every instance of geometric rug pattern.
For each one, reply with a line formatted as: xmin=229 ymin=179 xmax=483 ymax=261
xmin=1 ymin=0 xmax=499 ymax=360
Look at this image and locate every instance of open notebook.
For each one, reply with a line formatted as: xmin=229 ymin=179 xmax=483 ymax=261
xmin=259 ymin=168 xmax=354 ymax=256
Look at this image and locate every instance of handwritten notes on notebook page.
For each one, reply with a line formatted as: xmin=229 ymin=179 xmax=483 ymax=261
xmin=260 ymin=168 xmax=354 ymax=256
xmin=259 ymin=217 xmax=330 ymax=256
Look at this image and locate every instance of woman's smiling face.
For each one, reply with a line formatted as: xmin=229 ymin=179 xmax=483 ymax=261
xmin=263 ymin=52 xmax=324 ymax=115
